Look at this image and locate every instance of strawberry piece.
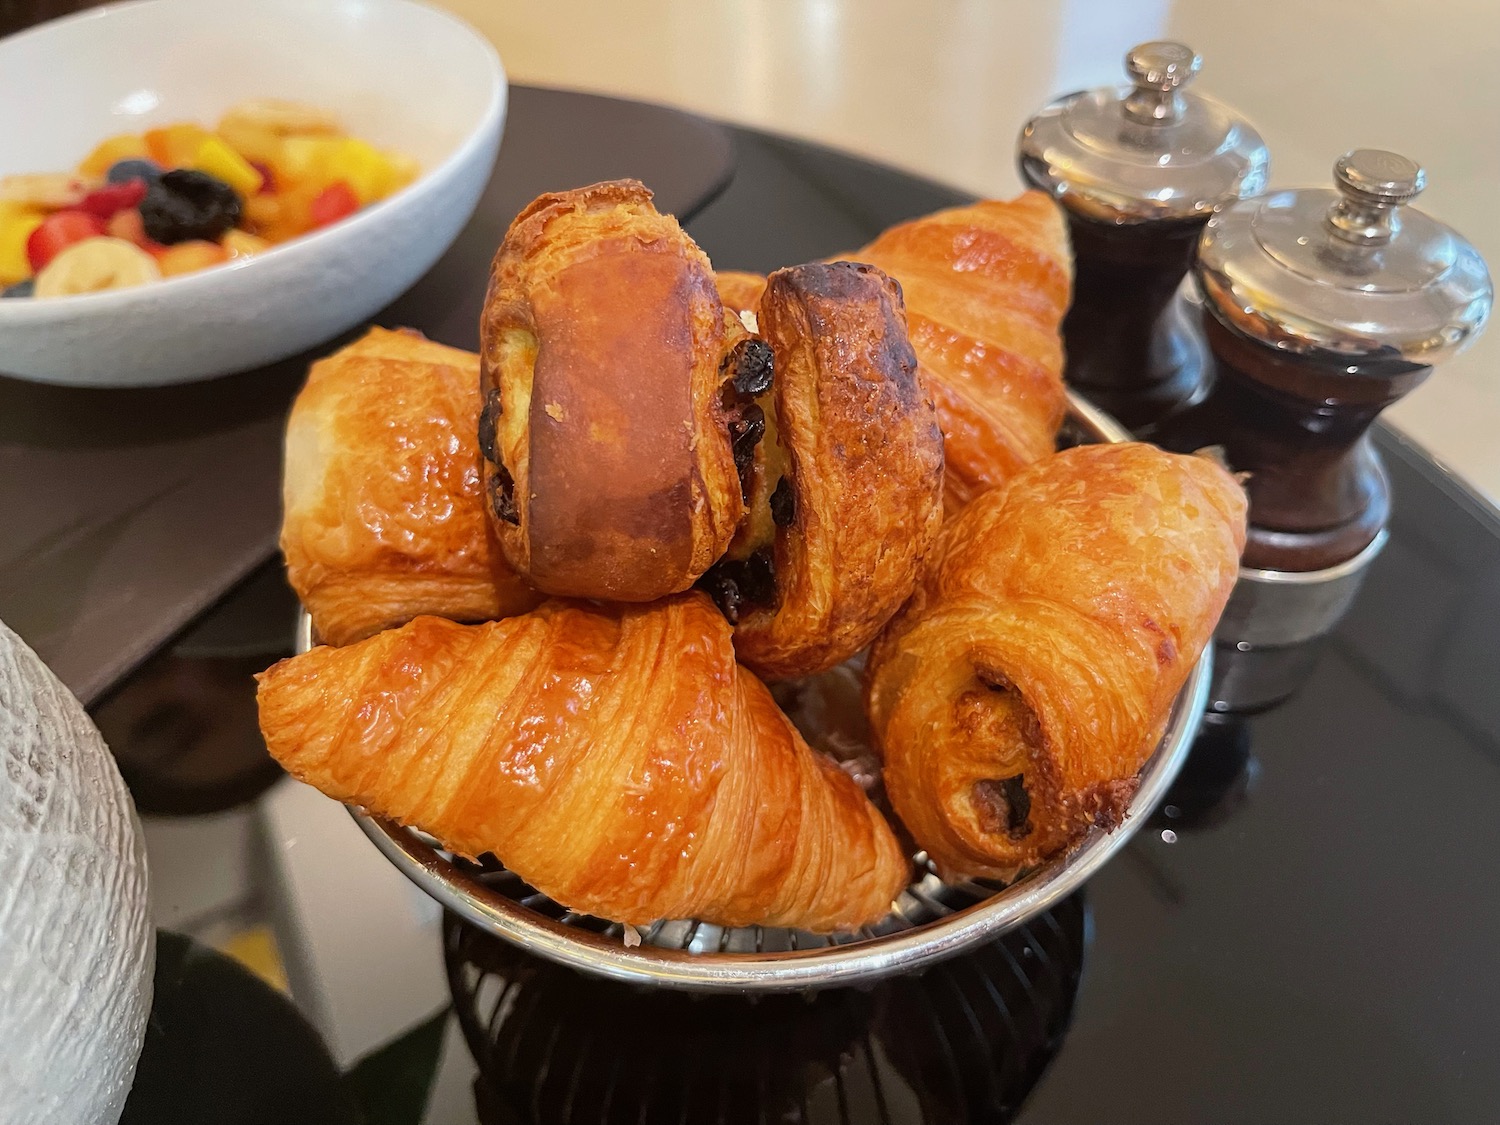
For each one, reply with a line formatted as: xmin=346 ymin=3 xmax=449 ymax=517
xmin=78 ymin=179 xmax=149 ymax=220
xmin=248 ymin=162 xmax=276 ymax=195
xmin=26 ymin=210 xmax=107 ymax=271
xmin=308 ymin=181 xmax=359 ymax=228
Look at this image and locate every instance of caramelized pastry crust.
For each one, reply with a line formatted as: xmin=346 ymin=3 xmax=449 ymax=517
xmin=866 ymin=443 xmax=1247 ymax=878
xmin=479 ymin=179 xmax=744 ymax=601
xmin=701 ymin=262 xmax=944 ymax=680
xmin=855 ymin=192 xmax=1072 ymax=511
xmin=281 ymin=327 xmax=540 ymax=647
xmin=257 ymin=593 xmax=909 ymax=932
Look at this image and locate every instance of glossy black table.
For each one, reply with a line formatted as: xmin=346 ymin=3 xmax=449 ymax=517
xmin=115 ymin=99 xmax=1500 ymax=1125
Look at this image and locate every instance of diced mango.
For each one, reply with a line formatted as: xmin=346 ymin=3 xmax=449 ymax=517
xmin=240 ymin=193 xmax=282 ymax=237
xmin=381 ymin=150 xmax=421 ymax=196
xmin=215 ymin=119 xmax=284 ymax=168
xmin=155 ymin=240 xmax=229 ymax=277
xmin=221 ymin=229 xmax=272 ymax=259
xmin=144 ymin=123 xmax=213 ymax=169
xmin=268 ymin=136 xmax=336 ymax=193
xmin=0 ymin=204 xmax=45 ymax=285
xmin=243 ymin=184 xmax=320 ymax=244
xmin=191 ymin=136 xmax=264 ymax=197
xmin=78 ymin=134 xmax=150 ymax=179
xmin=319 ymin=138 xmax=391 ymax=206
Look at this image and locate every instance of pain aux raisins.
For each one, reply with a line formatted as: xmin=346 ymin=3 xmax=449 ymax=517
xmin=697 ymin=546 xmax=777 ymax=625
xmin=728 ymin=337 xmax=774 ymax=397
xmin=728 ymin=404 xmax=766 ymax=502
xmin=769 ymin=475 xmax=796 ymax=527
xmin=489 ymin=463 xmax=519 ymax=525
xmin=478 ymin=388 xmax=504 ymax=465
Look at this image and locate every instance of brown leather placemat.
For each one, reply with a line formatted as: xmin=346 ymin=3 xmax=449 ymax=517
xmin=0 ymin=85 xmax=735 ymax=704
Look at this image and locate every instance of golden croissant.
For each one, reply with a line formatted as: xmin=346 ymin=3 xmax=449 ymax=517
xmin=866 ymin=443 xmax=1247 ymax=878
xmin=257 ymin=592 xmax=909 ymax=932
xmin=698 ymin=261 xmax=945 ymax=681
xmin=854 ymin=192 xmax=1072 ymax=511
xmin=479 ymin=179 xmax=745 ymax=602
xmin=281 ymin=326 xmax=540 ymax=647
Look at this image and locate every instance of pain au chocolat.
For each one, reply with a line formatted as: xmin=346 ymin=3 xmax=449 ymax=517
xmin=281 ymin=327 xmax=540 ymax=647
xmin=865 ymin=443 xmax=1246 ymax=878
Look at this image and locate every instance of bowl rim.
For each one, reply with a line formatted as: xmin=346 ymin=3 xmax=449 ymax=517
xmin=298 ymin=392 xmax=1209 ymax=993
xmin=0 ymin=0 xmax=505 ymax=315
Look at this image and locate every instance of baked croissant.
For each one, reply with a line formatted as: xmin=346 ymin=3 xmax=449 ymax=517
xmin=479 ymin=179 xmax=745 ymax=602
xmin=715 ymin=269 xmax=768 ymax=321
xmin=281 ymin=327 xmax=540 ymax=647
xmin=257 ymin=592 xmax=909 ymax=932
xmin=866 ymin=443 xmax=1246 ymax=878
xmin=854 ymin=193 xmax=1071 ymax=510
xmin=698 ymin=262 xmax=945 ymax=681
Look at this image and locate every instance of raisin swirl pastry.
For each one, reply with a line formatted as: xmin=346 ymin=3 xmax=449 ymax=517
xmin=479 ymin=180 xmax=745 ymax=602
xmin=865 ymin=443 xmax=1247 ymax=878
xmin=256 ymin=593 xmax=909 ymax=932
xmin=699 ymin=262 xmax=945 ymax=681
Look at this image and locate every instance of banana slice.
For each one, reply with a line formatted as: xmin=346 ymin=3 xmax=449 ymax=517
xmin=219 ymin=98 xmax=341 ymax=138
xmin=34 ymin=237 xmax=161 ymax=297
xmin=0 ymin=173 xmax=91 ymax=210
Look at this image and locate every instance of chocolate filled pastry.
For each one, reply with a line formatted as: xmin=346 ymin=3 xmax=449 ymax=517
xmin=257 ymin=593 xmax=909 ymax=932
xmin=479 ymin=179 xmax=745 ymax=601
xmin=697 ymin=262 xmax=945 ymax=681
xmin=865 ymin=443 xmax=1246 ymax=878
xmin=281 ymin=327 xmax=540 ymax=647
xmin=854 ymin=193 xmax=1072 ymax=511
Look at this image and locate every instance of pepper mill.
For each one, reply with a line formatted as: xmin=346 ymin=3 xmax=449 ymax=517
xmin=1019 ymin=41 xmax=1268 ymax=434
xmin=1159 ymin=149 xmax=1492 ymax=664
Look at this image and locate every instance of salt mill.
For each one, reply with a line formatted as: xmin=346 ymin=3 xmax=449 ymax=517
xmin=1157 ymin=149 xmax=1492 ymax=704
xmin=1019 ymin=41 xmax=1268 ymax=433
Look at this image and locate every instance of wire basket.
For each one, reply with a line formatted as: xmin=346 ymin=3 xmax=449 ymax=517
xmin=446 ymin=892 xmax=1088 ymax=1125
xmin=300 ymin=392 xmax=1206 ymax=992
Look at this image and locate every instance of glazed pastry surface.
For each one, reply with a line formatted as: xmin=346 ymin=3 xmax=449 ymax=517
xmin=281 ymin=327 xmax=540 ymax=647
xmin=701 ymin=262 xmax=944 ymax=681
xmin=480 ymin=179 xmax=743 ymax=601
xmin=258 ymin=593 xmax=909 ymax=932
xmin=854 ymin=192 xmax=1071 ymax=510
xmin=866 ymin=443 xmax=1246 ymax=878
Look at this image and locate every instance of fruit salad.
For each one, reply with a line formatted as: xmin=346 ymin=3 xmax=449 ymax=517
xmin=0 ymin=99 xmax=418 ymax=298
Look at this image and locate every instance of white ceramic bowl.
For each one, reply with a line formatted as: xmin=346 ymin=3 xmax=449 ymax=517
xmin=0 ymin=0 xmax=505 ymax=386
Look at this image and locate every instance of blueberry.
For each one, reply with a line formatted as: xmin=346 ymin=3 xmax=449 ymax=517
xmin=2 ymin=279 xmax=35 ymax=298
xmin=106 ymin=158 xmax=162 ymax=185
xmin=139 ymin=170 xmax=242 ymax=244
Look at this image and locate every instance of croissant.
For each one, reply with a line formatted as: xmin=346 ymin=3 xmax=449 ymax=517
xmin=715 ymin=269 xmax=768 ymax=322
xmin=479 ymin=179 xmax=746 ymax=602
xmin=698 ymin=262 xmax=945 ymax=681
xmin=256 ymin=592 xmax=909 ymax=932
xmin=281 ymin=327 xmax=540 ymax=647
xmin=866 ymin=443 xmax=1246 ymax=878
xmin=854 ymin=193 xmax=1071 ymax=510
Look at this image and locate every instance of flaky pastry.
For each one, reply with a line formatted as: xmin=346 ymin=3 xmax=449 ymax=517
xmin=479 ymin=179 xmax=744 ymax=601
xmin=281 ymin=327 xmax=539 ymax=646
xmin=866 ymin=443 xmax=1246 ymax=878
xmin=258 ymin=593 xmax=909 ymax=932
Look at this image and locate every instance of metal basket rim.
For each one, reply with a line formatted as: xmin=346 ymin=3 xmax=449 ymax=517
xmin=302 ymin=391 xmax=1206 ymax=992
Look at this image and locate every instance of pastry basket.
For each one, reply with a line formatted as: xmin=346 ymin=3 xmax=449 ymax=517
xmin=296 ymin=392 xmax=1207 ymax=993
